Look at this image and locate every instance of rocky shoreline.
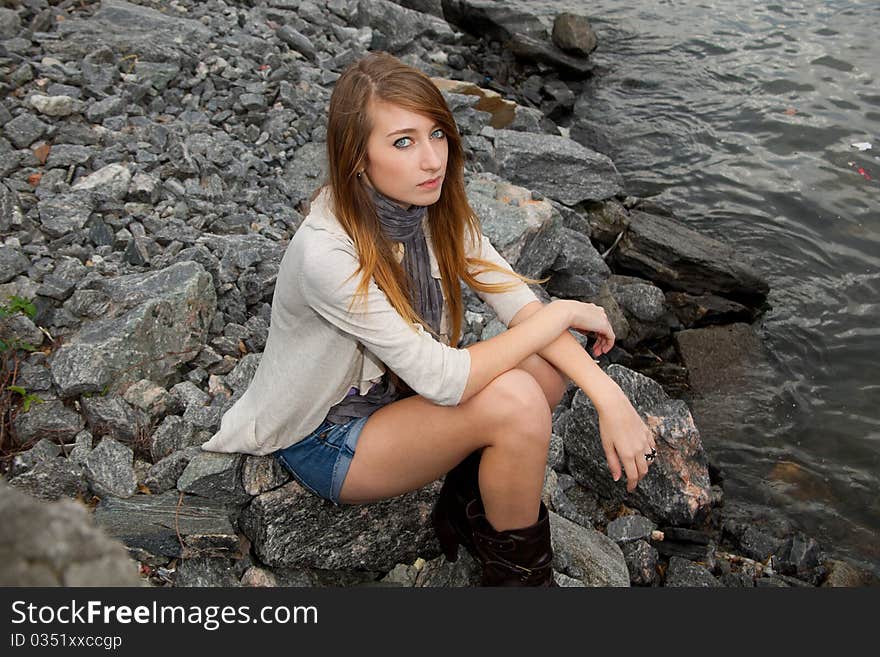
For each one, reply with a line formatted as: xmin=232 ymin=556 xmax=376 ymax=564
xmin=0 ymin=0 xmax=873 ymax=587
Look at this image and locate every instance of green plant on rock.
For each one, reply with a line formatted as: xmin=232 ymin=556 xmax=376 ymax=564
xmin=1 ymin=295 xmax=47 ymax=460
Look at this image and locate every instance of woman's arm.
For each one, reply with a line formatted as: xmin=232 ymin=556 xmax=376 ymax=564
xmin=506 ymin=301 xmax=624 ymax=412
xmin=505 ymin=300 xmax=657 ymax=492
xmin=460 ymin=300 xmax=574 ymax=404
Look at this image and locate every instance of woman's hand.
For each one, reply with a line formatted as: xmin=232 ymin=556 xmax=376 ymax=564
xmin=562 ymin=300 xmax=616 ymax=358
xmin=596 ymin=393 xmax=657 ymax=493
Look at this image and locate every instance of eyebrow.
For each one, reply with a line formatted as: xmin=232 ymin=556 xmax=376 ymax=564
xmin=385 ymin=123 xmax=442 ymax=138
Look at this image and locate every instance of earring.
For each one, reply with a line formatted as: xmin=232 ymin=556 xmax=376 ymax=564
xmin=357 ymin=170 xmax=363 ymax=179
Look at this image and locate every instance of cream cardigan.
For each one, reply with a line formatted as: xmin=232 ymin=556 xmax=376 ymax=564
xmin=201 ymin=186 xmax=539 ymax=456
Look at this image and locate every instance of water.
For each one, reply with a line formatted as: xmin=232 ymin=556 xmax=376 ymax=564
xmin=558 ymin=0 xmax=879 ymax=575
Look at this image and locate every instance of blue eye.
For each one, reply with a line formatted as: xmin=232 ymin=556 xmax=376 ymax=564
xmin=394 ymin=128 xmax=446 ymax=150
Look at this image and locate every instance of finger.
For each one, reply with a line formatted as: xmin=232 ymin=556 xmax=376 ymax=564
xmin=647 ymin=430 xmax=657 ymax=452
xmin=635 ymin=449 xmax=649 ymax=480
xmin=622 ymin=457 xmax=639 ymax=492
xmin=602 ymin=441 xmax=622 ymax=482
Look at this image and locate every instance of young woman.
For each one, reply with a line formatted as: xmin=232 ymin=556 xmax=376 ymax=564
xmin=202 ymin=51 xmax=657 ymax=587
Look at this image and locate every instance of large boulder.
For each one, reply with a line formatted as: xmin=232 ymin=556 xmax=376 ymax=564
xmin=0 ymin=479 xmax=141 ymax=586
xmin=46 ymin=0 xmax=212 ymax=61
xmin=92 ymin=490 xmax=240 ymax=559
xmin=563 ymin=364 xmax=713 ymax=526
xmin=49 ymin=261 xmax=216 ymax=397
xmin=464 ymin=173 xmax=563 ymax=271
xmin=492 ymin=129 xmax=624 ymax=205
xmin=239 ymin=479 xmax=443 ymax=572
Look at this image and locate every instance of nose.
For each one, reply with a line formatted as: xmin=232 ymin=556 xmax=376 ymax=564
xmin=421 ymin=141 xmax=443 ymax=172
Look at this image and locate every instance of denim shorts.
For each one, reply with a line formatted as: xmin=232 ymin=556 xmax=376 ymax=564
xmin=273 ymin=415 xmax=369 ymax=506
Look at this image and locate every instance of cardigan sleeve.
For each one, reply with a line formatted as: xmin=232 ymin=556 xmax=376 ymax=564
xmin=300 ymin=238 xmax=471 ymax=406
xmin=465 ymin=230 xmax=541 ymax=326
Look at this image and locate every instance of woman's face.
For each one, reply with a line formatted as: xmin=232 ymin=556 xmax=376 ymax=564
xmin=362 ymin=99 xmax=448 ymax=210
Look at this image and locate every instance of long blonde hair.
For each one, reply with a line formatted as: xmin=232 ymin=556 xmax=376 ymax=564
xmin=312 ymin=51 xmax=549 ymax=347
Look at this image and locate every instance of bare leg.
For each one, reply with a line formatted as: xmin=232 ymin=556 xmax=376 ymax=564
xmin=338 ymin=368 xmax=555 ymax=531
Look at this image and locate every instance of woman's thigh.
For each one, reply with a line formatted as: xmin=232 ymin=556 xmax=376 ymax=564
xmin=337 ymin=367 xmax=552 ymax=505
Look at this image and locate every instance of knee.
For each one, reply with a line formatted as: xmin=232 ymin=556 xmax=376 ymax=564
xmin=483 ymin=369 xmax=552 ymax=447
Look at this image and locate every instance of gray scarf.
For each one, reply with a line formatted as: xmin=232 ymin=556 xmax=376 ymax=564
xmin=368 ymin=185 xmax=444 ymax=339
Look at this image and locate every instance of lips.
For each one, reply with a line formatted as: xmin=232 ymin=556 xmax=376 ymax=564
xmin=418 ymin=176 xmax=441 ymax=186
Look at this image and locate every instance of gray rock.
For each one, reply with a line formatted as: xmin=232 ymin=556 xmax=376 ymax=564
xmin=84 ymin=95 xmax=125 ymax=124
xmin=508 ymin=104 xmax=555 ymax=134
xmin=414 ymin=552 xmax=481 ymax=587
xmin=0 ymin=245 xmax=30 ymax=283
xmin=37 ymin=192 xmax=94 ymax=238
xmin=775 ymin=533 xmax=824 ymax=582
xmin=606 ymin=514 xmax=656 ymax=544
xmin=493 ymin=129 xmax=623 ymax=205
xmin=72 ymin=163 xmax=132 ymax=203
xmin=564 ymin=364 xmax=713 ymax=526
xmin=0 ymin=7 xmax=21 ymax=39
xmin=4 ymin=112 xmax=49 ymax=149
xmin=0 ymin=184 xmax=24 ymax=233
xmin=8 ymin=457 xmax=88 ymax=502
xmin=719 ymin=571 xmax=755 ymax=587
xmin=549 ymin=510 xmax=630 ymax=586
xmin=240 ymin=479 xmax=443 ymax=571
xmin=92 ymin=490 xmax=239 ymax=559
xmin=508 ymin=32 xmax=594 ymax=76
xmin=69 ymin=430 xmax=93 ymax=465
xmin=547 ymin=430 xmax=565 ymax=471
xmin=821 ymin=559 xmax=869 ymax=587
xmin=144 ymin=447 xmax=198 ymax=495
xmin=28 ymin=94 xmax=85 ymax=117
xmin=174 ymin=557 xmax=242 ymax=587
xmin=84 ymin=437 xmax=138 ymax=499
xmin=728 ymin=523 xmax=783 ymax=562
xmin=80 ymin=394 xmax=147 ymax=445
xmin=664 ymin=556 xmax=721 ymax=587
xmin=122 ymin=378 xmax=168 ymax=417
xmin=49 ymin=0 xmax=211 ymax=67
xmin=442 ymin=0 xmax=549 ymax=42
xmin=381 ymin=562 xmax=421 ymax=587
xmin=49 ymin=261 xmax=216 ymax=397
xmin=0 ymin=311 xmax=44 ymax=349
xmin=604 ymin=209 xmax=770 ymax=307
xmin=276 ymin=26 xmax=317 ymax=62
xmin=241 ymin=455 xmax=290 ymax=496
xmin=182 ymin=404 xmax=223 ymax=432
xmin=675 ymin=323 xmax=770 ymax=394
xmin=608 ymin=276 xmax=668 ymax=322
xmin=150 ymin=415 xmax=196 ymax=462
xmin=127 ymin=172 xmax=160 ymax=204
xmin=354 ymin=0 xmax=455 ymax=52
xmin=9 ymin=438 xmax=62 ymax=478
xmin=278 ymin=141 xmax=329 ymax=211
xmin=177 ymin=451 xmax=249 ymax=504
xmin=464 ymin=173 xmax=561 ymax=273
xmin=133 ymin=61 xmax=180 ymax=92
xmin=37 ymin=274 xmax=77 ymax=301
xmin=0 ymin=479 xmax=141 ymax=586
xmin=224 ymin=352 xmax=260 ymax=393
xmin=169 ymin=380 xmax=210 ymax=411
xmin=12 ymin=398 xmax=85 ymax=448
xmin=621 ymin=540 xmax=659 ymax=586
xmin=64 ymin=290 xmax=111 ymax=319
xmin=552 ymin=12 xmax=598 ymax=57
xmin=544 ymin=226 xmax=611 ymax=300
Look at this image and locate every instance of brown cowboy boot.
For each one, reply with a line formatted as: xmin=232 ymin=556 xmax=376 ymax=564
xmin=431 ymin=449 xmax=483 ymax=562
xmin=465 ymin=498 xmax=557 ymax=587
